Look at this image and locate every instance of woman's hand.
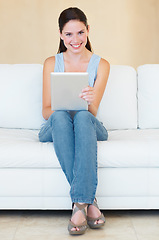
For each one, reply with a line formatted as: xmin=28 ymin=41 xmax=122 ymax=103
xmin=79 ymin=59 xmax=110 ymax=117
xmin=79 ymin=86 xmax=95 ymax=105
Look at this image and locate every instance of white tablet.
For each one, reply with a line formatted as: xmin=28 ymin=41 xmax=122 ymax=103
xmin=50 ymin=72 xmax=89 ymax=111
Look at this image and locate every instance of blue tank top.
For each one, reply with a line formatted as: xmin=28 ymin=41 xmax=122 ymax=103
xmin=54 ymin=52 xmax=101 ymax=87
xmin=41 ymin=53 xmax=101 ymax=125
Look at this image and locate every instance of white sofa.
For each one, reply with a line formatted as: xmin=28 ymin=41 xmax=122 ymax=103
xmin=0 ymin=63 xmax=159 ymax=210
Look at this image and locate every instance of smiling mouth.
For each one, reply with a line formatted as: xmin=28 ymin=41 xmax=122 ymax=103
xmin=70 ymin=43 xmax=82 ymax=49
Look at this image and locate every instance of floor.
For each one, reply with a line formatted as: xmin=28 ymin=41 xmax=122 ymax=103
xmin=0 ymin=210 xmax=159 ymax=240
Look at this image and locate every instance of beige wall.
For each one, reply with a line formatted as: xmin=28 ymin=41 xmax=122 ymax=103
xmin=0 ymin=0 xmax=159 ymax=68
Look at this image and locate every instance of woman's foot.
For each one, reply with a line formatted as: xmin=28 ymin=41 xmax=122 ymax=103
xmin=87 ymin=199 xmax=105 ymax=228
xmin=68 ymin=203 xmax=88 ymax=235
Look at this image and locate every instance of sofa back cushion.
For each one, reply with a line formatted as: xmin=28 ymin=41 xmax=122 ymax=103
xmin=0 ymin=64 xmax=44 ymax=129
xmin=0 ymin=64 xmax=138 ymax=130
xmin=97 ymin=66 xmax=137 ymax=130
xmin=137 ymin=64 xmax=159 ymax=129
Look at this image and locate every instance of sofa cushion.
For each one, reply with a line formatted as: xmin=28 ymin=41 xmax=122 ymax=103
xmin=0 ymin=64 xmax=138 ymax=131
xmin=97 ymin=65 xmax=137 ymax=130
xmin=99 ymin=129 xmax=159 ymax=168
xmin=1 ymin=128 xmax=159 ymax=168
xmin=137 ymin=64 xmax=159 ymax=129
xmin=0 ymin=64 xmax=45 ymax=129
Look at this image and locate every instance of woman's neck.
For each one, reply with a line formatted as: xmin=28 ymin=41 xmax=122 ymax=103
xmin=63 ymin=48 xmax=92 ymax=64
xmin=62 ymin=49 xmax=93 ymax=72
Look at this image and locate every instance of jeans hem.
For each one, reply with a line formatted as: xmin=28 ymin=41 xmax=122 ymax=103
xmin=71 ymin=198 xmax=94 ymax=205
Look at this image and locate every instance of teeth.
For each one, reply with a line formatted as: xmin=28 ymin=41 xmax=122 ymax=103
xmin=71 ymin=44 xmax=81 ymax=48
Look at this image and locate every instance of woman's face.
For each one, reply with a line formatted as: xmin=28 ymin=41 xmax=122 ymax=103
xmin=60 ymin=20 xmax=89 ymax=53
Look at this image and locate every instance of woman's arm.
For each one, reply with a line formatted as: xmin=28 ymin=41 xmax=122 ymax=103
xmin=42 ymin=56 xmax=55 ymax=120
xmin=80 ymin=58 xmax=110 ymax=117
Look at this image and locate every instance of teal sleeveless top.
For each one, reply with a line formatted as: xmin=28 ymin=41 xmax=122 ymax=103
xmin=41 ymin=53 xmax=101 ymax=125
xmin=54 ymin=52 xmax=101 ymax=87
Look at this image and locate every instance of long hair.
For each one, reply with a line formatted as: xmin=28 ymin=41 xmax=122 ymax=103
xmin=57 ymin=7 xmax=92 ymax=53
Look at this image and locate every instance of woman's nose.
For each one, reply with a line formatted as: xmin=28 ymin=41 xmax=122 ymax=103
xmin=72 ymin=34 xmax=79 ymax=42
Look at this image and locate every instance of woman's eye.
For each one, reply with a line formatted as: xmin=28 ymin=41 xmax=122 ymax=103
xmin=79 ymin=31 xmax=84 ymax=35
xmin=66 ymin=33 xmax=72 ymax=36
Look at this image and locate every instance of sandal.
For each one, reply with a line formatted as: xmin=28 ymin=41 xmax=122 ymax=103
xmin=68 ymin=203 xmax=88 ymax=235
xmin=87 ymin=199 xmax=105 ymax=229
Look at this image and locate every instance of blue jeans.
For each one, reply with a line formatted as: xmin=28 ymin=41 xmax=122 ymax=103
xmin=38 ymin=110 xmax=108 ymax=204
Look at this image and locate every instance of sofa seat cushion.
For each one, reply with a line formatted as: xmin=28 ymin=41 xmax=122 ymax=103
xmin=0 ymin=128 xmax=159 ymax=168
xmin=98 ymin=129 xmax=159 ymax=168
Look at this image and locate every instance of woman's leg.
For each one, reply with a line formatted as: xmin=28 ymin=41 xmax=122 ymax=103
xmin=39 ymin=110 xmax=108 ymax=232
xmin=70 ymin=110 xmax=108 ymax=204
xmin=39 ymin=111 xmax=75 ymax=185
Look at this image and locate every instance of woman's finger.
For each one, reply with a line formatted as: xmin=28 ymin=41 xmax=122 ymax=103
xmin=82 ymin=86 xmax=93 ymax=92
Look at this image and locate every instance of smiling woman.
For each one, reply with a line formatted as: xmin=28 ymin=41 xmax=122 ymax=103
xmin=59 ymin=20 xmax=89 ymax=53
xmin=38 ymin=7 xmax=110 ymax=236
xmin=58 ymin=7 xmax=92 ymax=53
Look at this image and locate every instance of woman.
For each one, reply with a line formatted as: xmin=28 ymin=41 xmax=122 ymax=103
xmin=39 ymin=7 xmax=110 ymax=235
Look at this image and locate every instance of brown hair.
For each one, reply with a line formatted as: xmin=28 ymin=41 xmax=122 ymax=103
xmin=57 ymin=7 xmax=92 ymax=53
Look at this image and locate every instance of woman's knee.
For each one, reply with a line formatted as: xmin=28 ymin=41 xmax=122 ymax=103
xmin=74 ymin=111 xmax=94 ymax=125
xmin=74 ymin=110 xmax=92 ymax=120
xmin=50 ymin=111 xmax=72 ymax=127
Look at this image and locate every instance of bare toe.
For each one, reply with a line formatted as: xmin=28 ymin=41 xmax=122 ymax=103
xmin=71 ymin=227 xmax=80 ymax=231
xmin=95 ymin=219 xmax=104 ymax=225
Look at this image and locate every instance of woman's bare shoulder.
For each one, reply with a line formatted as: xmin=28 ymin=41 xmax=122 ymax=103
xmin=97 ymin=57 xmax=110 ymax=77
xmin=99 ymin=58 xmax=110 ymax=69
xmin=44 ymin=56 xmax=55 ymax=67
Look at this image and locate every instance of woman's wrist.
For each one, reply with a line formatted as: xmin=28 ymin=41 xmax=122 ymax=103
xmin=42 ymin=107 xmax=54 ymax=120
xmin=88 ymin=103 xmax=98 ymax=117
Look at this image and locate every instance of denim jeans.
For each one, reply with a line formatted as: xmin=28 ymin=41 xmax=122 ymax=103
xmin=38 ymin=110 xmax=108 ymax=204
